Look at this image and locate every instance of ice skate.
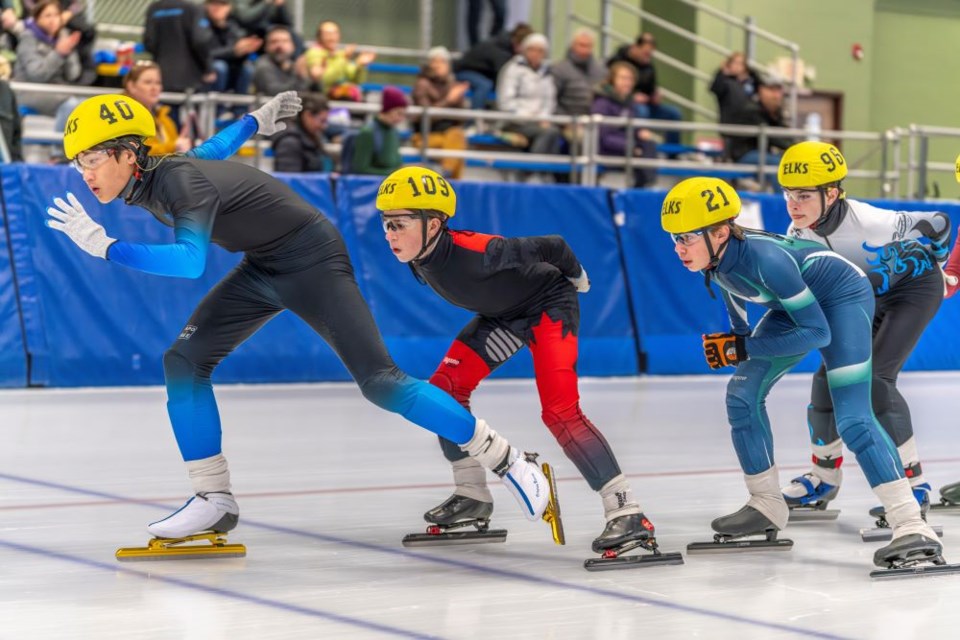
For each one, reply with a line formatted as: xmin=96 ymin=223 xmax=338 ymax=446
xmin=402 ymin=494 xmax=506 ymax=547
xmin=932 ymin=480 xmax=960 ymax=513
xmin=584 ymin=513 xmax=684 ymax=571
xmin=687 ymin=506 xmax=793 ymax=554
xmin=870 ymin=533 xmax=960 ymax=579
xmin=861 ymin=483 xmax=942 ymax=542
xmin=116 ymin=492 xmax=244 ymax=561
xmin=539 ymin=459 xmax=564 ymax=545
xmin=783 ymin=473 xmax=841 ymax=522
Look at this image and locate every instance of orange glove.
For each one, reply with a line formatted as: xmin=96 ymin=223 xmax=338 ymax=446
xmin=702 ymin=332 xmax=747 ymax=369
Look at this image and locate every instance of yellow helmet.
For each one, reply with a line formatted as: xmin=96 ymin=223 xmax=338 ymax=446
xmin=777 ymin=141 xmax=847 ymax=189
xmin=375 ymin=166 xmax=456 ymax=218
xmin=661 ymin=177 xmax=741 ymax=234
xmin=63 ymin=94 xmax=156 ymax=160
xmin=954 ymin=152 xmax=960 ymax=183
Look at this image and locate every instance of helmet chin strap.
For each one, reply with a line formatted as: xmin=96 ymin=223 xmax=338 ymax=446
xmin=701 ymin=225 xmax=732 ymax=299
xmin=411 ymin=210 xmax=445 ymax=262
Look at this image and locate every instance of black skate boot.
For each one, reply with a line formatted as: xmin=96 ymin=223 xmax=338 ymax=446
xmin=584 ymin=513 xmax=684 ymax=571
xmin=870 ymin=533 xmax=960 ymax=578
xmin=402 ymin=494 xmax=506 ymax=547
xmin=932 ymin=481 xmax=960 ymax=513
xmin=687 ymin=506 xmax=793 ymax=554
xmin=862 ymin=483 xmax=941 ymax=542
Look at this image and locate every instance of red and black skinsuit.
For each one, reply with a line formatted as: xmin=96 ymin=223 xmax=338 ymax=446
xmin=413 ymin=228 xmax=623 ymax=491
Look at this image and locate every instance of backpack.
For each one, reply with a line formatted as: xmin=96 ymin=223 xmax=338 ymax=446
xmin=339 ymin=124 xmax=385 ymax=174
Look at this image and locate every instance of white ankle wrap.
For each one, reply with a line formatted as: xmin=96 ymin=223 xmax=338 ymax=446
xmin=451 ymin=457 xmax=492 ymax=503
xmin=599 ymin=474 xmax=641 ymax=521
xmin=187 ymin=453 xmax=231 ymax=494
xmin=745 ymin=466 xmax=788 ymax=530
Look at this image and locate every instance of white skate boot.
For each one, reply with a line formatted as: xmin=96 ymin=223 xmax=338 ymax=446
xmin=148 ymin=492 xmax=240 ymax=539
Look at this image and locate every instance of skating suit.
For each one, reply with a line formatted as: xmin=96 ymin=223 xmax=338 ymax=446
xmin=109 ymin=145 xmax=480 ymax=461
xmin=413 ymin=229 xmax=623 ymax=491
xmin=788 ymin=198 xmax=950 ymax=452
xmin=712 ymin=232 xmax=902 ymax=487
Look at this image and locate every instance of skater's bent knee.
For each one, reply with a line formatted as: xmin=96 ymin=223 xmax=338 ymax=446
xmin=163 ymin=348 xmax=196 ymax=382
xmin=725 ymin=392 xmax=753 ymax=429
xmin=836 ymin=417 xmax=876 ymax=453
xmin=359 ymin=367 xmax=409 ymax=408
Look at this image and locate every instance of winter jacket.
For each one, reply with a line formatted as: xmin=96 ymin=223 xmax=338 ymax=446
xmin=143 ymin=0 xmax=213 ymax=92
xmin=14 ymin=20 xmax=80 ymax=84
xmin=551 ymin=50 xmax=606 ymax=116
xmin=454 ymin=31 xmax=514 ymax=81
xmin=496 ymin=55 xmax=556 ymax=118
xmin=272 ymin=120 xmax=329 ymax=173
xmin=413 ymin=66 xmax=465 ymax=132
xmin=606 ymin=45 xmax=656 ymax=98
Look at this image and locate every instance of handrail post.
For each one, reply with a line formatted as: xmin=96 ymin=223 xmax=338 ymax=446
xmin=419 ymin=107 xmax=430 ymax=163
xmin=624 ymin=115 xmax=636 ymax=188
xmin=907 ymin=125 xmax=917 ymax=199
xmin=744 ymin=15 xmax=756 ymax=62
xmin=879 ymin=132 xmax=888 ymax=199
xmin=918 ymin=133 xmax=929 ymax=201
xmin=756 ymin=124 xmax=768 ymax=187
xmin=601 ymin=0 xmax=612 ymax=58
xmin=890 ymin=129 xmax=902 ymax=200
xmin=789 ymin=45 xmax=800 ymax=128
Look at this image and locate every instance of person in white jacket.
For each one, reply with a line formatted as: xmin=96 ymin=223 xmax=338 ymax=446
xmin=776 ymin=141 xmax=952 ymax=522
xmin=496 ymin=32 xmax=563 ymax=176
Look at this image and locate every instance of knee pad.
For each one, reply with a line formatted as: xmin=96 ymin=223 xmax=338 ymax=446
xmin=725 ymin=387 xmax=754 ymax=433
xmin=835 ymin=416 xmax=876 ymax=454
xmin=429 ymin=369 xmax=473 ymax=410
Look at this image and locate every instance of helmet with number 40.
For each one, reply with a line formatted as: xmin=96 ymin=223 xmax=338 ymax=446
xmin=63 ymin=94 xmax=157 ymax=160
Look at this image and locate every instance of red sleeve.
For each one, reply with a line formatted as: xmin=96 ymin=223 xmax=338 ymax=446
xmin=450 ymin=230 xmax=501 ymax=253
xmin=944 ymin=226 xmax=960 ymax=299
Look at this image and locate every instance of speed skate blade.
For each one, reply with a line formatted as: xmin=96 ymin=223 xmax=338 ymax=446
xmin=401 ymin=529 xmax=507 ymax=547
xmin=931 ymin=502 xmax=960 ymax=513
xmin=788 ymin=508 xmax=840 ymax=522
xmin=686 ymin=538 xmax=794 ymax=554
xmin=860 ymin=525 xmax=943 ymax=543
xmin=116 ymin=532 xmax=246 ymax=561
xmin=870 ymin=562 xmax=960 ymax=579
xmin=584 ymin=551 xmax=684 ymax=571
xmin=541 ymin=462 xmax=565 ymax=546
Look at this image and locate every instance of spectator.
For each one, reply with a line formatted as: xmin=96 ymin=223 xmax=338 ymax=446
xmin=144 ymin=0 xmax=214 ymax=94
xmin=21 ymin=1 xmax=96 ymax=84
xmin=466 ymin=0 xmax=506 ymax=47
xmin=252 ymin=24 xmax=307 ymax=95
xmin=205 ymin=0 xmax=261 ymax=99
xmin=271 ymin=92 xmax=331 ymax=173
xmin=454 ymin=22 xmax=531 ymax=110
xmin=496 ymin=32 xmax=562 ymax=160
xmin=123 ymin=61 xmax=192 ymax=155
xmin=411 ymin=46 xmax=468 ymax=180
xmin=552 ymin=28 xmax=606 ymax=118
xmin=710 ymin=52 xmax=759 ymax=126
xmin=591 ymin=61 xmax=657 ymax=188
xmin=347 ymin=86 xmax=407 ymax=176
xmin=14 ymin=0 xmax=81 ymax=117
xmin=727 ymin=72 xmax=794 ymax=169
xmin=302 ymin=20 xmax=375 ymax=101
xmin=231 ymin=0 xmax=293 ymax=41
xmin=606 ymin=32 xmax=682 ymax=144
xmin=0 ymin=77 xmax=22 ymax=162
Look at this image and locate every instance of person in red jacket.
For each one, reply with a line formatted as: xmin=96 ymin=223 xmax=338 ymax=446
xmin=377 ymin=166 xmax=676 ymax=568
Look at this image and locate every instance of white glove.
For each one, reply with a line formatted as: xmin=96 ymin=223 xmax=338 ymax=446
xmin=942 ymin=265 xmax=959 ymax=298
xmin=250 ymin=91 xmax=303 ymax=136
xmin=46 ymin=192 xmax=115 ymax=259
xmin=567 ymin=266 xmax=590 ymax=293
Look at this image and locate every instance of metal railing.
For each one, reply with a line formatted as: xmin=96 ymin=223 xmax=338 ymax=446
xmin=898 ymin=124 xmax=960 ymax=201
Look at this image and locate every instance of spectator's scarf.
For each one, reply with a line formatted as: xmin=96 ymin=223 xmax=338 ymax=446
xmin=24 ymin=19 xmax=59 ymax=47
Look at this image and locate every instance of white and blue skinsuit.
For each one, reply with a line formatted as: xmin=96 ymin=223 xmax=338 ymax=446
xmin=100 ymin=115 xmax=479 ymax=463
xmin=712 ymin=231 xmax=904 ymax=487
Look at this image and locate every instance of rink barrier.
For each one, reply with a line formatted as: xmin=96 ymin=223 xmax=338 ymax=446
xmin=0 ymin=164 xmax=957 ymax=387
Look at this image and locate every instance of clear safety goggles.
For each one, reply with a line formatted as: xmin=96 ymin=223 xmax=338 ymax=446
xmin=380 ymin=214 xmax=420 ymax=233
xmin=670 ymin=229 xmax=706 ymax=246
xmin=73 ymin=147 xmax=117 ymax=173
xmin=781 ymin=189 xmax=820 ymax=204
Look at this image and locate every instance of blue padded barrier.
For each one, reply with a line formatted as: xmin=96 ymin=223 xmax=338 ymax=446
xmin=337 ymin=176 xmax=639 ymax=379
xmin=2 ymin=165 xmax=351 ymax=387
xmin=0 ymin=169 xmax=28 ymax=386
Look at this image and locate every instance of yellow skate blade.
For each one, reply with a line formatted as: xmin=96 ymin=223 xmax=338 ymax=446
xmin=116 ymin=532 xmax=247 ymax=562
xmin=541 ymin=462 xmax=565 ymax=545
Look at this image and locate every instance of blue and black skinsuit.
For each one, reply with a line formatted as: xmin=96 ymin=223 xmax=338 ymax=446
xmin=712 ymin=230 xmax=904 ymax=488
xmin=789 ymin=198 xmax=950 ymax=462
xmin=104 ymin=116 xmax=479 ymax=463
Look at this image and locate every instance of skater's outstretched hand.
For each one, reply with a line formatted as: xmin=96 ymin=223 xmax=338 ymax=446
xmin=567 ymin=266 xmax=590 ymax=293
xmin=46 ymin=192 xmax=116 ymax=259
xmin=702 ymin=332 xmax=746 ymax=369
xmin=250 ymin=91 xmax=303 ymax=136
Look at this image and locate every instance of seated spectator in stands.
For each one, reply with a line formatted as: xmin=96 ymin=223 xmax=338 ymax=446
xmin=123 ymin=61 xmax=192 ymax=155
xmin=496 ymin=33 xmax=563 ymax=161
xmin=14 ymin=0 xmax=82 ymax=117
xmin=302 ymin=20 xmax=374 ymax=102
xmin=271 ymin=92 xmax=331 ymax=173
xmin=411 ymin=46 xmax=468 ymax=180
xmin=553 ymin=28 xmax=606 ymax=118
xmin=454 ymin=22 xmax=532 ymax=110
xmin=710 ymin=51 xmax=759 ymax=126
xmin=591 ymin=61 xmax=657 ymax=188
xmin=0 ymin=76 xmax=22 ymax=162
xmin=606 ymin=32 xmax=681 ymax=145
xmin=346 ymin=86 xmax=407 ymax=176
xmin=727 ymin=72 xmax=794 ymax=170
xmin=21 ymin=0 xmax=97 ymax=84
xmin=205 ymin=0 xmax=261 ymax=99
xmin=144 ymin=0 xmax=214 ymax=94
xmin=253 ymin=25 xmax=308 ymax=95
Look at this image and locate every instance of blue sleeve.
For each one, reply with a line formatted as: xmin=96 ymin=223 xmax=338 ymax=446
xmin=186 ymin=115 xmax=259 ymax=161
xmin=106 ymin=164 xmax=219 ymax=279
xmin=744 ymin=245 xmax=831 ymax=358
